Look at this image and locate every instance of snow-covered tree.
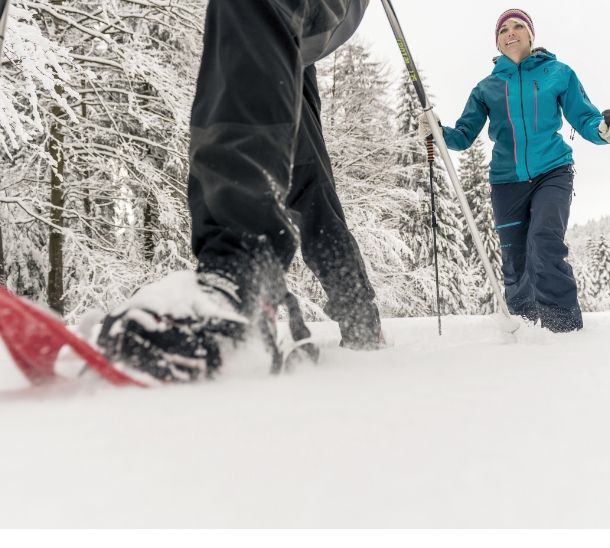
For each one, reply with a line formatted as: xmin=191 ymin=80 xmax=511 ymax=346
xmin=1 ymin=1 xmax=205 ymax=321
xmin=572 ymin=251 xmax=596 ymax=313
xmin=395 ymin=69 xmax=469 ymax=316
xmin=458 ymin=138 xmax=502 ymax=313
xmin=590 ymin=235 xmax=610 ymax=309
xmin=0 ymin=1 xmax=78 ymax=155
xmin=287 ymin=41 xmax=418 ymax=319
xmin=573 ymin=235 xmax=610 ymax=312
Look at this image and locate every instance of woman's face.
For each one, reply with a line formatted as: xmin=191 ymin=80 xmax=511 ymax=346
xmin=497 ymin=19 xmax=532 ymax=62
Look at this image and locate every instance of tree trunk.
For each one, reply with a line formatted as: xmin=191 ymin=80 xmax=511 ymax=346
xmin=80 ymin=80 xmax=93 ymax=242
xmin=48 ymin=98 xmax=65 ymax=315
xmin=143 ymin=198 xmax=158 ymax=263
xmin=46 ymin=0 xmax=66 ymax=315
xmin=0 ymin=224 xmax=6 ymax=287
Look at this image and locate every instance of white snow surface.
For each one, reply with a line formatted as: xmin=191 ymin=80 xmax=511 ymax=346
xmin=1 ymin=313 xmax=610 ymax=528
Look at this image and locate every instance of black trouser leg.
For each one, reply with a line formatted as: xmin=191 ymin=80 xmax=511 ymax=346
xmin=287 ymin=66 xmax=381 ymax=345
xmin=186 ymin=1 xmax=379 ymax=342
xmin=188 ymin=0 xmax=357 ymax=270
xmin=188 ymin=0 xmax=307 ymax=274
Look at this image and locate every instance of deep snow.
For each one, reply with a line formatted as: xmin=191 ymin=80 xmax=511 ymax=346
xmin=1 ymin=313 xmax=610 ymax=528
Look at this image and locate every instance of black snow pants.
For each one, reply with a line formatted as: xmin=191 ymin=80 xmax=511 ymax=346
xmin=187 ymin=0 xmax=379 ymax=340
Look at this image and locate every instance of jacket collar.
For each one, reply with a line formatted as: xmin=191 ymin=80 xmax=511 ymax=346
xmin=492 ymin=48 xmax=556 ymax=75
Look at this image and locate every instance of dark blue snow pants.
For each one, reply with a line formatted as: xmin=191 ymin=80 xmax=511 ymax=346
xmin=490 ymin=165 xmax=583 ymax=332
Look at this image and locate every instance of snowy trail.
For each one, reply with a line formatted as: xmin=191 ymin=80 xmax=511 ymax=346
xmin=1 ymin=313 xmax=610 ymax=527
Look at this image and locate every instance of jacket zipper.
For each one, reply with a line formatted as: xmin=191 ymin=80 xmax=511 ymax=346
xmin=518 ymin=65 xmax=532 ymax=180
xmin=533 ymin=80 xmax=538 ymax=132
xmin=505 ymin=81 xmax=517 ymax=165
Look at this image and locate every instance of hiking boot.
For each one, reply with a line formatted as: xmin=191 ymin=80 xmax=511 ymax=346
xmin=538 ymin=303 xmax=583 ymax=333
xmin=329 ymin=301 xmax=385 ymax=350
xmin=97 ymin=271 xmax=248 ymax=382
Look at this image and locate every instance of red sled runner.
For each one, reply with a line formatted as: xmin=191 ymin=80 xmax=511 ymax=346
xmin=0 ymin=287 xmax=146 ymax=388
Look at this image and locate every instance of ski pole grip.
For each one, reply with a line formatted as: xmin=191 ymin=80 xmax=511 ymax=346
xmin=603 ymin=110 xmax=610 ymax=128
xmin=426 ymin=135 xmax=434 ymax=163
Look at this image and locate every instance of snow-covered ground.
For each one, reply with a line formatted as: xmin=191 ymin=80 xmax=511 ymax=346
xmin=1 ymin=313 xmax=610 ymax=528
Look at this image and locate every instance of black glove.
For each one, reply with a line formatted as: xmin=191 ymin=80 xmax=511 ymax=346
xmin=600 ymin=110 xmax=610 ymax=143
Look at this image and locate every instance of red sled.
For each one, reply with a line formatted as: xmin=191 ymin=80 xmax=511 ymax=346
xmin=0 ymin=287 xmax=146 ymax=388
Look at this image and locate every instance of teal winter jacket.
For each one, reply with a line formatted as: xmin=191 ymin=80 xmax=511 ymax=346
xmin=443 ymin=49 xmax=607 ymax=184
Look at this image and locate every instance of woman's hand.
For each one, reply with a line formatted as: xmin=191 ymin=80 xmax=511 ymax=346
xmin=600 ymin=110 xmax=610 ymax=143
xmin=417 ymin=111 xmax=441 ymax=140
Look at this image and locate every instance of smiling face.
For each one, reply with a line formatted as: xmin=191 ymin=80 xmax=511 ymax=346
xmin=497 ymin=19 xmax=532 ymax=63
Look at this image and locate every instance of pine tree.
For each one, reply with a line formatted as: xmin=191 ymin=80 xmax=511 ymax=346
xmin=458 ymin=138 xmax=502 ymax=314
xmin=286 ymin=41 xmax=417 ymax=319
xmin=591 ymin=235 xmax=610 ymax=309
xmin=572 ymin=244 xmax=595 ymax=313
xmin=577 ymin=235 xmax=610 ymax=312
xmin=395 ymin=68 xmax=469 ymax=316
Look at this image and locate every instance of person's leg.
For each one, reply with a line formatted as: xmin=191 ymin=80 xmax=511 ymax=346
xmin=287 ymin=65 xmax=382 ymax=348
xmin=98 ymin=1 xmax=364 ymax=379
xmin=528 ymin=166 xmax=582 ymax=332
xmin=188 ymin=1 xmax=358 ymax=310
xmin=490 ymin=182 xmax=537 ymax=321
xmin=188 ymin=1 xmax=307 ymax=298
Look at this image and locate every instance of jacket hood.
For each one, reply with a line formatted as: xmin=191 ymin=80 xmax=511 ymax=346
xmin=491 ymin=48 xmax=556 ymax=75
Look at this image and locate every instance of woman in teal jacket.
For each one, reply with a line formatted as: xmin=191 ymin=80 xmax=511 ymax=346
xmin=420 ymin=9 xmax=610 ymax=332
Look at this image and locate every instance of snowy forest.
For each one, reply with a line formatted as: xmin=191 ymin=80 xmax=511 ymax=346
xmin=1 ymin=0 xmax=609 ymax=324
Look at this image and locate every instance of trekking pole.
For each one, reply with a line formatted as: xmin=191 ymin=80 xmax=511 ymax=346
xmin=0 ymin=0 xmax=9 ymax=57
xmin=380 ymin=0 xmax=519 ymax=333
xmin=426 ymin=136 xmax=442 ymax=336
